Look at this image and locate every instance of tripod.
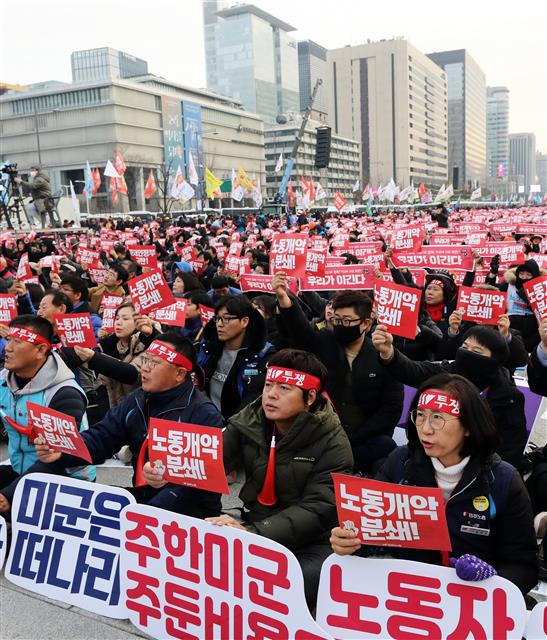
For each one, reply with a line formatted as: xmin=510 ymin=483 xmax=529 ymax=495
xmin=0 ymin=177 xmax=31 ymax=229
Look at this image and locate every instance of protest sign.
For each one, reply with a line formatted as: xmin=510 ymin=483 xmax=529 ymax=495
xmin=0 ymin=294 xmax=17 ymax=325
xmin=78 ymin=248 xmax=100 ymax=267
xmin=131 ymin=245 xmax=158 ymax=269
xmin=128 ymin=269 xmax=175 ymax=315
xmin=6 ymin=474 xmax=135 ymax=617
xmin=240 ymin=273 xmax=298 ymax=295
xmin=148 ymin=418 xmax=228 ymax=494
xmin=100 ymin=294 xmax=124 ymax=333
xmin=332 ymin=475 xmax=451 ymax=551
xmin=16 ymin=253 xmax=33 ymax=281
xmin=334 ymin=191 xmax=347 ymax=211
xmin=386 ymin=224 xmax=424 ymax=252
xmin=456 ymin=286 xmax=507 ymax=325
xmin=53 ymin=313 xmax=97 ymax=348
xmin=525 ymin=602 xmax=547 ymax=639
xmin=477 ymin=242 xmax=525 ymax=268
xmin=150 ymin=299 xmax=187 ymax=326
xmin=299 ymin=265 xmax=378 ymax=291
xmin=0 ymin=515 xmax=6 ymax=570
xmin=87 ymin=260 xmax=108 ymax=285
xmin=523 ymin=275 xmax=547 ymax=323
xmin=516 ymin=224 xmax=547 ymax=236
xmin=270 ymin=233 xmax=308 ymax=277
xmin=333 ymin=241 xmax=383 ymax=260
xmin=316 ymin=556 xmax=527 ymax=640
xmin=392 ymin=246 xmax=473 ymax=270
xmin=27 ymin=402 xmax=92 ymax=463
xmin=374 ymin=281 xmax=422 ymax=339
xmin=120 ymin=506 xmax=332 ymax=640
xmin=199 ymin=304 xmax=215 ymax=325
xmin=305 ymin=248 xmax=327 ymax=276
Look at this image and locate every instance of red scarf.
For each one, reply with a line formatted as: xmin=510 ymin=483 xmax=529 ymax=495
xmin=426 ymin=302 xmax=444 ymax=323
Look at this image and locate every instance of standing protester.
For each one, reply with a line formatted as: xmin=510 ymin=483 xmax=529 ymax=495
xmin=14 ymin=166 xmax=58 ymax=227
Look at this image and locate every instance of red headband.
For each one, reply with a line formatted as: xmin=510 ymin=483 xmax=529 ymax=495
xmin=8 ymin=326 xmax=51 ymax=349
xmin=266 ymin=366 xmax=321 ymax=392
xmin=427 ymin=279 xmax=445 ymax=290
xmin=418 ymin=391 xmax=460 ymax=417
xmin=147 ymin=340 xmax=192 ymax=370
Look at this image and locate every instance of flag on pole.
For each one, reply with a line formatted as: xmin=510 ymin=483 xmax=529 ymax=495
xmin=362 ymin=184 xmax=370 ymax=199
xmin=237 ymin=168 xmax=253 ymax=191
xmin=275 ymin=153 xmax=283 ymax=173
xmin=104 ymin=160 xmax=120 ymax=178
xmin=69 ymin=181 xmax=80 ymax=223
xmin=188 ymin=153 xmax=199 ymax=186
xmin=205 ymin=167 xmax=223 ymax=199
xmin=315 ymin=182 xmax=327 ymax=201
xmin=418 ymin=182 xmax=426 ymax=197
xmin=84 ymin=162 xmax=94 ymax=200
xmin=110 ymin=177 xmax=119 ymax=204
xmin=116 ymin=175 xmax=128 ymax=196
xmin=114 ymin=149 xmax=127 ymax=176
xmin=170 ymin=165 xmax=195 ymax=201
xmin=252 ymin=177 xmax=262 ymax=208
xmin=231 ymin=169 xmax=244 ymax=202
xmin=309 ymin=178 xmax=316 ymax=203
xmin=92 ymin=168 xmax=101 ymax=195
xmin=144 ymin=170 xmax=157 ymax=199
xmin=434 ymin=184 xmax=446 ymax=203
xmin=352 ymin=180 xmax=360 ymax=192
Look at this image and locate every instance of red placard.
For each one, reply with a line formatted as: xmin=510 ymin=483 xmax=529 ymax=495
xmin=127 ymin=269 xmax=175 ymax=315
xmin=130 ymin=245 xmax=158 ymax=269
xmin=299 ymin=265 xmax=378 ymax=291
xmin=374 ymin=280 xmax=422 ymax=339
xmin=392 ymin=245 xmax=473 ymax=270
xmin=53 ymin=313 xmax=97 ymax=348
xmin=199 ymin=304 xmax=215 ymax=325
xmin=78 ymin=248 xmax=100 ymax=267
xmin=386 ymin=223 xmax=424 ymax=252
xmin=27 ymin=401 xmax=92 ymax=463
xmin=516 ymin=223 xmax=547 ymax=236
xmin=429 ymin=233 xmax=467 ymax=246
xmin=333 ymin=474 xmax=451 ymax=551
xmin=240 ymin=273 xmax=298 ymax=295
xmin=16 ymin=253 xmax=33 ymax=281
xmin=0 ymin=295 xmax=17 ymax=325
xmin=456 ymin=286 xmax=507 ymax=325
xmin=101 ymin=294 xmax=124 ymax=310
xmin=228 ymin=241 xmax=243 ymax=256
xmin=270 ymin=233 xmax=308 ymax=276
xmin=477 ymin=242 xmax=525 ymax=268
xmin=334 ymin=241 xmax=383 ymax=260
xmin=87 ymin=260 xmax=108 ymax=285
xmin=523 ymin=275 xmax=547 ymax=323
xmin=333 ymin=191 xmax=347 ymax=211
xmin=150 ymin=299 xmax=187 ymax=326
xmin=148 ymin=418 xmax=228 ymax=494
xmin=305 ymin=248 xmax=327 ymax=276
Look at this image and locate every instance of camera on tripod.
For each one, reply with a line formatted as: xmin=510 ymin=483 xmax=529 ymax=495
xmin=1 ymin=163 xmax=18 ymax=180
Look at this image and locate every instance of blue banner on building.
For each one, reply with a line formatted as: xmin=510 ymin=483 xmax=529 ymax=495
xmin=182 ymin=101 xmax=205 ymax=185
xmin=161 ymin=96 xmax=185 ymax=175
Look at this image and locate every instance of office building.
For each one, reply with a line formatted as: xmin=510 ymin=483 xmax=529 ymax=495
xmin=203 ymin=2 xmax=299 ymax=124
xmin=298 ymin=40 xmax=328 ymax=121
xmin=486 ymin=86 xmax=510 ymax=179
xmin=71 ymin=48 xmax=149 ymax=83
xmin=328 ymin=39 xmax=448 ymax=188
xmin=536 ymin=152 xmax=547 ymax=193
xmin=264 ymin=118 xmax=360 ymax=201
xmin=427 ymin=49 xmax=486 ymax=190
xmin=509 ymin=133 xmax=536 ymax=192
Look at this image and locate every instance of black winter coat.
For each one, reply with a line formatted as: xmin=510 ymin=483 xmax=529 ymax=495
xmin=527 ymin=345 xmax=547 ymax=397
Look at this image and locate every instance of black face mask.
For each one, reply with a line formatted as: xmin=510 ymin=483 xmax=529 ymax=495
xmin=455 ymin=348 xmax=499 ymax=390
xmin=333 ymin=324 xmax=363 ymax=346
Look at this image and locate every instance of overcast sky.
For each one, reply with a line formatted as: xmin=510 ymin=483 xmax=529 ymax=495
xmin=3 ymin=0 xmax=546 ymax=152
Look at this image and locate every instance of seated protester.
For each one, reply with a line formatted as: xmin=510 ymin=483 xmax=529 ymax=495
xmin=0 ymin=315 xmax=95 ymax=511
xmin=182 ymin=290 xmax=214 ymax=343
xmin=198 ymin=349 xmax=354 ymax=610
xmin=32 ymin=332 xmax=224 ymax=518
xmin=58 ymin=274 xmax=102 ymax=337
xmin=197 ymin=251 xmax=217 ymax=290
xmin=527 ymin=316 xmax=547 ymax=397
xmin=372 ymin=323 xmax=528 ymax=470
xmin=207 ymin=275 xmax=242 ymax=306
xmin=273 ymin=274 xmax=403 ymax=475
xmin=197 ymin=295 xmax=275 ymax=420
xmin=88 ymin=264 xmax=128 ymax=313
xmin=422 ymin=271 xmax=463 ymax=334
xmin=330 ymin=373 xmax=538 ymax=596
xmin=172 ymin=271 xmax=204 ymax=296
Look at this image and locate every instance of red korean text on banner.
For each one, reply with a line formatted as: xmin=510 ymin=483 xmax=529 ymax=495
xmin=333 ymin=241 xmax=383 ymax=260
xmin=270 ymin=233 xmax=308 ymax=277
xmin=240 ymin=273 xmax=298 ymax=295
xmin=101 ymin=294 xmax=124 ymax=310
xmin=150 ymin=299 xmax=187 ymax=327
xmin=127 ymin=269 xmax=175 ymax=315
xmin=199 ymin=305 xmax=215 ymax=326
xmin=333 ymin=191 xmax=347 ymax=211
xmin=130 ymin=245 xmax=158 ymax=269
xmin=523 ymin=275 xmax=547 ymax=323
xmin=16 ymin=253 xmax=33 ymax=281
xmin=78 ymin=248 xmax=100 ymax=267
xmin=391 ymin=245 xmax=473 ymax=270
xmin=27 ymin=402 xmax=92 ymax=463
xmin=305 ymin=248 xmax=327 ymax=276
xmin=477 ymin=242 xmax=525 ymax=269
xmin=53 ymin=313 xmax=98 ymax=348
xmin=0 ymin=295 xmax=17 ymax=325
xmin=148 ymin=418 xmax=228 ymax=494
xmin=374 ymin=280 xmax=422 ymax=339
xmin=228 ymin=241 xmax=243 ymax=256
xmin=101 ymin=294 xmax=124 ymax=333
xmin=87 ymin=260 xmax=108 ymax=286
xmin=386 ymin=224 xmax=424 ymax=252
xmin=456 ymin=286 xmax=507 ymax=325
xmin=332 ymin=474 xmax=451 ymax=551
xmin=299 ymin=265 xmax=379 ymax=292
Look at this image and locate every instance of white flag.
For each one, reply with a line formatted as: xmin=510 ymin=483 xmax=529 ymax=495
xmin=231 ymin=168 xmax=244 ymax=202
xmin=275 ymin=153 xmax=283 ymax=173
xmin=315 ymin=182 xmax=327 ymax=201
xmin=253 ymin=185 xmax=263 ymax=208
xmin=435 ymin=184 xmax=446 ymax=203
xmin=104 ymin=160 xmax=120 ymax=178
xmin=352 ymin=180 xmax=360 ymax=192
xmin=170 ymin=165 xmax=194 ymax=201
xmin=471 ymin=186 xmax=482 ymax=200
xmin=69 ymin=181 xmax=80 ymax=224
xmin=188 ymin=152 xmax=199 ymax=186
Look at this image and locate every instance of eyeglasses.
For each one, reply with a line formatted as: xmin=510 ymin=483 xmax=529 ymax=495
xmin=140 ymin=356 xmax=168 ymax=370
xmin=410 ymin=409 xmax=459 ymax=431
xmin=332 ymin=316 xmax=363 ymax=327
xmin=213 ymin=315 xmax=240 ymax=326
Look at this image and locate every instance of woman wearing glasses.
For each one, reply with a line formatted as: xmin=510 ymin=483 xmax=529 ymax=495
xmin=330 ymin=372 xmax=538 ymax=595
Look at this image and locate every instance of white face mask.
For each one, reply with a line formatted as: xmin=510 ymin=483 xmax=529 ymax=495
xmin=30 ymin=171 xmax=37 ymax=178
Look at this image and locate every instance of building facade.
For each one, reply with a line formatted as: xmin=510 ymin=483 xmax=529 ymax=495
xmin=509 ymin=133 xmax=536 ymax=192
xmin=264 ymin=118 xmax=360 ymax=202
xmin=427 ymin=49 xmax=486 ymax=191
xmin=298 ymin=40 xmax=328 ymax=121
xmin=71 ymin=48 xmax=148 ymax=83
xmin=327 ymin=39 xmax=448 ymax=189
xmin=0 ymin=76 xmax=265 ymax=213
xmin=536 ymin=152 xmax=547 ymax=194
xmin=203 ymin=1 xmax=299 ymax=124
xmin=486 ymin=86 xmax=510 ymax=179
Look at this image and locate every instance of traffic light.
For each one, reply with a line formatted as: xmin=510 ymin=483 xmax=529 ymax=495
xmin=315 ymin=126 xmax=331 ymax=169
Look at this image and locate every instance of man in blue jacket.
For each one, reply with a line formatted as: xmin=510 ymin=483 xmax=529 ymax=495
xmin=32 ymin=332 xmax=225 ymax=518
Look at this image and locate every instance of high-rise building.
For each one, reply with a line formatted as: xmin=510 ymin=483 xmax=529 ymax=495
xmin=71 ymin=48 xmax=148 ymax=83
xmin=297 ymin=40 xmax=328 ymax=120
xmin=509 ymin=133 xmax=536 ymax=192
xmin=427 ymin=49 xmax=486 ymax=190
xmin=327 ymin=39 xmax=448 ymax=189
xmin=486 ymin=86 xmax=510 ymax=179
xmin=203 ymin=2 xmax=299 ymax=124
xmin=536 ymin=151 xmax=547 ymax=194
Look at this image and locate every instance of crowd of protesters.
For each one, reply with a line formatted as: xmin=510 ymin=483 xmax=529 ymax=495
xmin=0 ymin=201 xmax=545 ymax=611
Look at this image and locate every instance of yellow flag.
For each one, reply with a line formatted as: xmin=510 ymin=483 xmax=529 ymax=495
xmin=237 ymin=167 xmax=253 ymax=191
xmin=205 ymin=167 xmax=223 ymax=198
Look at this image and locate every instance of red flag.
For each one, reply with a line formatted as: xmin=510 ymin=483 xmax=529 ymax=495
xmin=309 ymin=178 xmax=316 ymax=202
xmin=92 ymin=168 xmax=101 ymax=195
xmin=116 ymin=175 xmax=128 ymax=196
xmin=301 ymin=176 xmax=310 ymax=195
xmin=144 ymin=170 xmax=157 ymax=199
xmin=287 ymin=178 xmax=294 ymax=197
xmin=110 ymin=177 xmax=119 ymax=204
xmin=418 ymin=182 xmax=426 ymax=196
xmin=333 ymin=191 xmax=347 ymax=211
xmin=114 ymin=148 xmax=127 ymax=175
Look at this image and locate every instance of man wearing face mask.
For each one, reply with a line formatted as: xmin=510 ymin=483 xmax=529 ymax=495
xmin=14 ymin=166 xmax=56 ymax=228
xmin=372 ymin=323 xmax=527 ymax=469
xmin=273 ymin=274 xmax=403 ymax=474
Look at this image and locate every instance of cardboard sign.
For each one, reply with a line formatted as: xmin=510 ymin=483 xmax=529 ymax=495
xmin=131 ymin=245 xmax=158 ymax=269
xmin=392 ymin=246 xmax=473 ymax=270
xmin=299 ymin=265 xmax=378 ymax=291
xmin=374 ymin=281 xmax=422 ymax=339
xmin=54 ymin=313 xmax=98 ymax=348
xmin=148 ymin=418 xmax=228 ymax=494
xmin=6 ymin=474 xmax=135 ymax=617
xmin=127 ymin=269 xmax=175 ymax=315
xmin=523 ymin=275 xmax=547 ymax=323
xmin=316 ymin=556 xmax=527 ymax=640
xmin=270 ymin=233 xmax=308 ymax=277
xmin=199 ymin=304 xmax=215 ymax=325
xmin=0 ymin=294 xmax=17 ymax=325
xmin=457 ymin=286 xmax=507 ymax=325
xmin=120 ymin=506 xmax=332 ymax=640
xmin=0 ymin=514 xmax=6 ymax=571
xmin=240 ymin=273 xmax=298 ymax=295
xmin=27 ymin=402 xmax=92 ymax=463
xmin=150 ymin=299 xmax=187 ymax=326
xmin=333 ymin=475 xmax=451 ymax=551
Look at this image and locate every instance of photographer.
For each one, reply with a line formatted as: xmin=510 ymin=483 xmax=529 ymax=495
xmin=14 ymin=166 xmax=55 ymax=227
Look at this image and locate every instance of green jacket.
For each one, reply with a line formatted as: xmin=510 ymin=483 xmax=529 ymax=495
xmin=224 ymin=396 xmax=354 ymax=549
